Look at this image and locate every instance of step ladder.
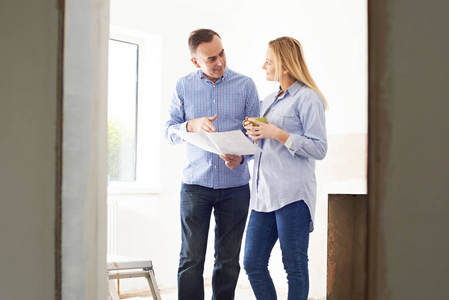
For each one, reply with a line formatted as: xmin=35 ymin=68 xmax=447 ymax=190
xmin=107 ymin=256 xmax=162 ymax=300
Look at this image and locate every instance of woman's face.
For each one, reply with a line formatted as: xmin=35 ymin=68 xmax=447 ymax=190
xmin=262 ymin=47 xmax=276 ymax=81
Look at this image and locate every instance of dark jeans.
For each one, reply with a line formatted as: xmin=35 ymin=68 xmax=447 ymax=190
xmin=244 ymin=200 xmax=311 ymax=300
xmin=178 ymin=183 xmax=250 ymax=300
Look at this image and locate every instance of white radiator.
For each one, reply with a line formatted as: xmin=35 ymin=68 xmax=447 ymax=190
xmin=107 ymin=199 xmax=118 ymax=254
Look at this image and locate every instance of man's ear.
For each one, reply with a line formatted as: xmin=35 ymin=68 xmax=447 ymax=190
xmin=191 ymin=57 xmax=201 ymax=68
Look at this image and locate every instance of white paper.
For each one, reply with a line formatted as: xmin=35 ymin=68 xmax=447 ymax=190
xmin=173 ymin=129 xmax=262 ymax=156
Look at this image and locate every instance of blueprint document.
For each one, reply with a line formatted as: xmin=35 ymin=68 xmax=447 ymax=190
xmin=173 ymin=129 xmax=262 ymax=156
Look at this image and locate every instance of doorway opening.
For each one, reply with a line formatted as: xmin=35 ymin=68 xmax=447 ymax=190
xmin=106 ymin=0 xmax=367 ymax=298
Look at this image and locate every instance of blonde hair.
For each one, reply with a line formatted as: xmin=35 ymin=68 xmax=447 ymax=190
xmin=269 ymin=37 xmax=328 ymax=109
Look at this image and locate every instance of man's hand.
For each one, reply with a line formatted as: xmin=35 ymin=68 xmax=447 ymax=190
xmin=187 ymin=114 xmax=218 ymax=132
xmin=220 ymin=154 xmax=243 ymax=170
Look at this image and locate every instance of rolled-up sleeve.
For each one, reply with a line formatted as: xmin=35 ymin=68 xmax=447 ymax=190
xmin=165 ymin=80 xmax=188 ymax=145
xmin=287 ymin=94 xmax=327 ymax=160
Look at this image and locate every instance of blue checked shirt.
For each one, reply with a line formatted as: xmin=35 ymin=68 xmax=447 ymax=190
xmin=165 ymin=68 xmax=260 ymax=189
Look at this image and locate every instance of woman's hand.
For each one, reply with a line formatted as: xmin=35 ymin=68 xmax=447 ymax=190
xmin=244 ymin=118 xmax=289 ymax=144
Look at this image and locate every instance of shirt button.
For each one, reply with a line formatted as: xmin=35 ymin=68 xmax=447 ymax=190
xmin=213 ymin=85 xmax=216 ymax=88
xmin=213 ymin=100 xmax=216 ymax=103
xmin=214 ymin=165 xmax=217 ymax=169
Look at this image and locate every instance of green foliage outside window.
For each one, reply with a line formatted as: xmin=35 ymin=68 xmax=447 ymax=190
xmin=108 ymin=117 xmax=136 ymax=181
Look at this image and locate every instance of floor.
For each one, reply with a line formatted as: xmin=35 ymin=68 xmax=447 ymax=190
xmin=132 ymin=287 xmax=255 ymax=299
xmin=122 ymin=284 xmax=288 ymax=299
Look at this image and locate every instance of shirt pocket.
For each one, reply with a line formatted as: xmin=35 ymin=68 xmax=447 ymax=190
xmin=271 ymin=109 xmax=302 ymax=133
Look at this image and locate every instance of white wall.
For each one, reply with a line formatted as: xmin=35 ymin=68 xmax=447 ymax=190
xmin=109 ymin=0 xmax=367 ymax=298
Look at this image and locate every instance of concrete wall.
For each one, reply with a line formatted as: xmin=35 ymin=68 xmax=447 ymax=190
xmin=0 ymin=0 xmax=110 ymax=299
xmin=368 ymin=1 xmax=449 ymax=299
xmin=0 ymin=1 xmax=59 ymax=299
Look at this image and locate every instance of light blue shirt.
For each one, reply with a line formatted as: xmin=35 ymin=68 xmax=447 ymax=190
xmin=251 ymin=81 xmax=327 ymax=231
xmin=165 ymin=68 xmax=260 ymax=189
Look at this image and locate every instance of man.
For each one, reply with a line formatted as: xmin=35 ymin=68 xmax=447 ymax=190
xmin=165 ymin=29 xmax=260 ymax=300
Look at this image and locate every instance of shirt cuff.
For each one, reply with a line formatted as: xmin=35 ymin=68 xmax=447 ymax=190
xmin=179 ymin=121 xmax=188 ymax=132
xmin=284 ymin=136 xmax=295 ymax=150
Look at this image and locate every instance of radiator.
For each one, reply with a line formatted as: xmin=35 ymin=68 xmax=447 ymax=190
xmin=107 ymin=199 xmax=118 ymax=254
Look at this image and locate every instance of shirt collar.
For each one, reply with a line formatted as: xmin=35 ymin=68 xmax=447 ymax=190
xmin=275 ymin=81 xmax=303 ymax=100
xmin=286 ymin=80 xmax=305 ymax=96
xmin=197 ymin=68 xmax=229 ymax=85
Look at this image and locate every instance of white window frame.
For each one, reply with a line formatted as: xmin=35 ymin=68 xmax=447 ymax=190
xmin=107 ymin=25 xmax=161 ymax=194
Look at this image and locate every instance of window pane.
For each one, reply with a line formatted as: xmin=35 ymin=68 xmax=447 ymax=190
xmin=107 ymin=39 xmax=138 ymax=182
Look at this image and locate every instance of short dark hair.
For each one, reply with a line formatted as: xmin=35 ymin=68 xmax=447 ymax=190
xmin=188 ymin=29 xmax=221 ymax=56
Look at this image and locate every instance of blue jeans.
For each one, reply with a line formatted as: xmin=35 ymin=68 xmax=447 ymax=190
xmin=178 ymin=183 xmax=250 ymax=300
xmin=243 ymin=200 xmax=311 ymax=300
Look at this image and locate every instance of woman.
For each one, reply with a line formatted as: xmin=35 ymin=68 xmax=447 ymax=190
xmin=243 ymin=37 xmax=328 ymax=300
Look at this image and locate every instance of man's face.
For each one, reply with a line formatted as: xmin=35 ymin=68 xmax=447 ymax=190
xmin=191 ymin=35 xmax=227 ymax=82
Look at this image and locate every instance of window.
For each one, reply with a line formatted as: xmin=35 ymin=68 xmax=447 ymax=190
xmin=108 ymin=39 xmax=138 ymax=182
xmin=107 ymin=26 xmax=161 ymax=193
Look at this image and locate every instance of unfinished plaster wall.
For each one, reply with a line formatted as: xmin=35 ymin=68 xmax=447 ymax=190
xmin=62 ymin=0 xmax=109 ymax=299
xmin=368 ymin=0 xmax=449 ymax=299
xmin=0 ymin=1 xmax=58 ymax=298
